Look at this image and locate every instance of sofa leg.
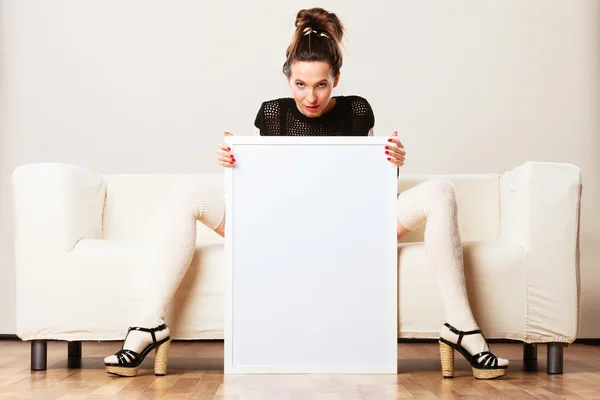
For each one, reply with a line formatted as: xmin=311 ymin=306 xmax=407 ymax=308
xmin=522 ymin=343 xmax=538 ymax=371
xmin=523 ymin=343 xmax=537 ymax=360
xmin=67 ymin=341 xmax=82 ymax=368
xmin=68 ymin=341 xmax=81 ymax=358
xmin=31 ymin=340 xmax=47 ymax=371
xmin=547 ymin=343 xmax=564 ymax=374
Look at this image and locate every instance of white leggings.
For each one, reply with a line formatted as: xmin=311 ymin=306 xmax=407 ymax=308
xmin=138 ymin=178 xmax=477 ymax=332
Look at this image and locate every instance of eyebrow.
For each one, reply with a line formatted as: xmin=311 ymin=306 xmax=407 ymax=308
xmin=295 ymin=79 xmax=328 ymax=84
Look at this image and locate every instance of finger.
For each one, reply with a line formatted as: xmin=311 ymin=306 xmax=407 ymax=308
xmin=216 ymin=152 xmax=234 ymax=162
xmin=387 ymin=133 xmax=404 ymax=149
xmin=391 ymin=142 xmax=406 ymax=154
xmin=385 ymin=146 xmax=405 ymax=158
xmin=218 ymin=157 xmax=235 ymax=166
xmin=217 ymin=149 xmax=235 ymax=158
xmin=390 ymin=152 xmax=405 ymax=162
xmin=387 ymin=137 xmax=402 ymax=146
xmin=217 ymin=155 xmax=234 ymax=163
xmin=216 ymin=148 xmax=235 ymax=160
xmin=224 ymin=131 xmax=233 ymax=136
xmin=386 ymin=147 xmax=405 ymax=164
xmin=220 ymin=143 xmax=231 ymax=152
xmin=392 ymin=137 xmax=404 ymax=149
xmin=387 ymin=157 xmax=404 ymax=167
xmin=386 ymin=153 xmax=405 ymax=164
xmin=217 ymin=149 xmax=232 ymax=159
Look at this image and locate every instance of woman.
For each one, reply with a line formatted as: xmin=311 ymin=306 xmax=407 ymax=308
xmin=104 ymin=7 xmax=509 ymax=380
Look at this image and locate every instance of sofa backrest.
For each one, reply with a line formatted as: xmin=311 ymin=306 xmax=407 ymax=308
xmin=396 ymin=174 xmax=501 ymax=243
xmin=101 ymin=172 xmax=501 ymax=244
xmin=102 ymin=174 xmax=225 ymax=244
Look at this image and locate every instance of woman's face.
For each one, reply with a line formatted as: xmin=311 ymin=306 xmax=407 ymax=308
xmin=287 ymin=61 xmax=340 ymax=117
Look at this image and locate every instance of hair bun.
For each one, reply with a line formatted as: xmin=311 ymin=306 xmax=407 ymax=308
xmin=283 ymin=7 xmax=345 ymax=78
xmin=294 ymin=8 xmax=344 ymax=44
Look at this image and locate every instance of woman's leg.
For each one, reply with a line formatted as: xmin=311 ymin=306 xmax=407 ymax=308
xmin=396 ymin=178 xmax=508 ymax=367
xmin=104 ymin=181 xmax=225 ymax=364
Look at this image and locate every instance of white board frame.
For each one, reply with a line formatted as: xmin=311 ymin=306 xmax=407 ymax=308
xmin=223 ymin=136 xmax=398 ymax=374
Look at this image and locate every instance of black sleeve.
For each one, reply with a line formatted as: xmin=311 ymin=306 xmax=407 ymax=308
xmin=254 ymin=102 xmax=266 ymax=134
xmin=349 ymin=96 xmax=375 ymax=135
xmin=364 ymin=99 xmax=375 ymax=131
xmin=253 ymin=99 xmax=282 ymax=136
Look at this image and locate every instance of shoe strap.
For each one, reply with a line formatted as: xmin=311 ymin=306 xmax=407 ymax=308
xmin=115 ymin=349 xmax=140 ymax=365
xmin=444 ymin=322 xmax=482 ymax=348
xmin=472 ymin=351 xmax=498 ymax=368
xmin=126 ymin=323 xmax=168 ymax=345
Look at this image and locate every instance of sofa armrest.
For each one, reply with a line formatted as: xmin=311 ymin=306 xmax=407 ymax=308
xmin=12 ymin=163 xmax=106 ymax=252
xmin=500 ymin=161 xmax=582 ymax=343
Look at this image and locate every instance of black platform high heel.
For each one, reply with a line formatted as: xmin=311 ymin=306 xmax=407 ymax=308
xmin=439 ymin=322 xmax=508 ymax=379
xmin=104 ymin=324 xmax=171 ymax=377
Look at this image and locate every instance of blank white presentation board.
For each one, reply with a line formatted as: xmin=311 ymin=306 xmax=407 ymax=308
xmin=223 ymin=136 xmax=398 ymax=374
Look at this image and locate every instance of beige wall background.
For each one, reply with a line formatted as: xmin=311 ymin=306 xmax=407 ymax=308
xmin=1 ymin=0 xmax=599 ymax=336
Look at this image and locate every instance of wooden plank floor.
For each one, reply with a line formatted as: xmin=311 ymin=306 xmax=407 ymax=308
xmin=0 ymin=339 xmax=599 ymax=399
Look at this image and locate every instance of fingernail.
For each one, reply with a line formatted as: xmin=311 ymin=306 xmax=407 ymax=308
xmin=385 ymin=146 xmax=389 ymax=149
xmin=387 ymin=157 xmax=391 ymax=161
xmin=227 ymin=147 xmax=231 ymax=151
xmin=385 ymin=151 xmax=389 ymax=155
xmin=230 ymin=155 xmax=234 ymax=158
xmin=388 ymin=139 xmax=392 ymax=142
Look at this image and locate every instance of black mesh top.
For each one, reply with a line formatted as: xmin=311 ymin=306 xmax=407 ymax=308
xmin=253 ymin=95 xmax=375 ymax=136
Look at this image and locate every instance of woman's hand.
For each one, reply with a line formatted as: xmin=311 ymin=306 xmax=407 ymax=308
xmin=385 ymin=131 xmax=405 ymax=167
xmin=217 ymin=131 xmax=236 ymax=167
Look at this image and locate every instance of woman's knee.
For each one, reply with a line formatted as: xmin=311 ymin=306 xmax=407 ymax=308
xmin=165 ymin=181 xmax=195 ymax=208
xmin=168 ymin=181 xmax=220 ymax=204
xmin=419 ymin=179 xmax=457 ymax=212
xmin=427 ymin=178 xmax=456 ymax=202
xmin=166 ymin=181 xmax=225 ymax=229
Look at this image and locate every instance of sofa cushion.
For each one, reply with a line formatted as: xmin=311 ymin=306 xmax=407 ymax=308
xmin=31 ymin=238 xmax=524 ymax=340
xmin=397 ymin=239 xmax=525 ymax=339
xmin=14 ymin=239 xmax=227 ymax=340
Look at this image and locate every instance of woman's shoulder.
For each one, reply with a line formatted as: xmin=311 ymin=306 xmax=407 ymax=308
xmin=336 ymin=95 xmax=374 ymax=116
xmin=257 ymin=97 xmax=295 ymax=114
xmin=254 ymin=98 xmax=295 ymax=133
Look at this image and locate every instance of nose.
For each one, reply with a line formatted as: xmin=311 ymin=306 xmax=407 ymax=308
xmin=306 ymin=90 xmax=316 ymax=103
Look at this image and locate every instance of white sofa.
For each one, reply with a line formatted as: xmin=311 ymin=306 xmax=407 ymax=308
xmin=11 ymin=161 xmax=582 ymax=373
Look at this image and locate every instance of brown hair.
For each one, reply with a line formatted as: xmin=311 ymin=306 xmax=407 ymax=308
xmin=282 ymin=8 xmax=345 ymax=78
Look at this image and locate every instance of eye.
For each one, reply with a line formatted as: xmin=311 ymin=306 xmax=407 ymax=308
xmin=296 ymin=82 xmax=305 ymax=88
xmin=318 ymin=82 xmax=327 ymax=88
